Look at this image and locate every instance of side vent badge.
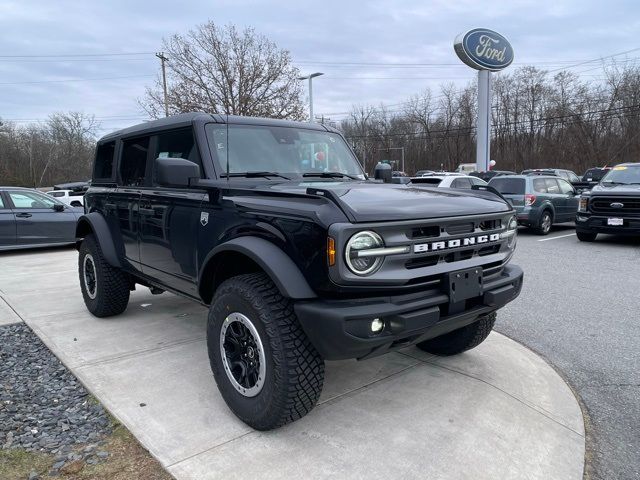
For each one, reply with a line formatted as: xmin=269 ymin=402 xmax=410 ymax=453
xmin=200 ymin=212 xmax=209 ymax=227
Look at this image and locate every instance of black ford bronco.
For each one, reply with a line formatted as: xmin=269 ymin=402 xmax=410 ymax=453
xmin=576 ymin=162 xmax=640 ymax=241
xmin=76 ymin=113 xmax=523 ymax=430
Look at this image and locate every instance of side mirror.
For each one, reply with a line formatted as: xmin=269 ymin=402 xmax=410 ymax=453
xmin=53 ymin=204 xmax=65 ymax=212
xmin=154 ymin=157 xmax=200 ymax=188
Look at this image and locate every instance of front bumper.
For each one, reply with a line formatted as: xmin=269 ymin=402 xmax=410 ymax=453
xmin=294 ymin=264 xmax=524 ymax=360
xmin=575 ymin=213 xmax=640 ymax=235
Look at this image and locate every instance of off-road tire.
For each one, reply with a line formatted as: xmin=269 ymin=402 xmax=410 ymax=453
xmin=576 ymin=231 xmax=597 ymax=242
xmin=78 ymin=234 xmax=130 ymax=317
xmin=416 ymin=312 xmax=497 ymax=356
xmin=534 ymin=210 xmax=553 ymax=235
xmin=207 ymin=273 xmax=324 ymax=430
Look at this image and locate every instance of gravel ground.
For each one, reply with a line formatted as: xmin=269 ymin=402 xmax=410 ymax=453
xmin=496 ymin=227 xmax=640 ymax=480
xmin=0 ymin=323 xmax=113 ymax=476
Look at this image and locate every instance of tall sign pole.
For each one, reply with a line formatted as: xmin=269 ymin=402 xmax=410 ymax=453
xmin=476 ymin=70 xmax=492 ymax=172
xmin=454 ymin=28 xmax=514 ymax=172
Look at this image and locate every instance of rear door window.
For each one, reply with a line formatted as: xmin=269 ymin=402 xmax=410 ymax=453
xmin=533 ymin=178 xmax=548 ymax=193
xmin=545 ymin=178 xmax=561 ymax=194
xmin=120 ymin=137 xmax=151 ymax=187
xmin=488 ymin=178 xmax=525 ymax=194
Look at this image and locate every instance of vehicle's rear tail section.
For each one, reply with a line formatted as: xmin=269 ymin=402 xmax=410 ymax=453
xmin=488 ymin=177 xmax=526 ymax=208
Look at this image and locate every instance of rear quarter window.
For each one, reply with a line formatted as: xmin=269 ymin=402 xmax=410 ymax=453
xmin=94 ymin=141 xmax=116 ymax=181
xmin=488 ymin=178 xmax=525 ymax=194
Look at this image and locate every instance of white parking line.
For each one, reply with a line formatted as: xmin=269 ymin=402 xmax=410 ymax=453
xmin=538 ymin=233 xmax=576 ymax=242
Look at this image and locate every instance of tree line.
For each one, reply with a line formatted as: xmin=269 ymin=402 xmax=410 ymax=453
xmin=341 ymin=64 xmax=640 ymax=175
xmin=0 ymin=112 xmax=97 ymax=188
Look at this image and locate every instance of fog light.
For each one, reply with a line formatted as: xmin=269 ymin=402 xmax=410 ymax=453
xmin=576 ymin=215 xmax=588 ymax=222
xmin=371 ymin=318 xmax=384 ymax=333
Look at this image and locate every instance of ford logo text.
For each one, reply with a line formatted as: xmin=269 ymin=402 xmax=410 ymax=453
xmin=454 ymin=28 xmax=514 ymax=71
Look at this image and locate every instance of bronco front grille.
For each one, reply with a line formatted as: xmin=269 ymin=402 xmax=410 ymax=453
xmin=590 ymin=196 xmax=640 ymax=215
xmin=405 ymin=244 xmax=501 ymax=270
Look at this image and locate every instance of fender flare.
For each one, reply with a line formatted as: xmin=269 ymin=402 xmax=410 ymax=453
xmin=539 ymin=202 xmax=556 ymax=221
xmin=76 ymin=212 xmax=121 ymax=268
xmin=199 ymin=237 xmax=317 ymax=300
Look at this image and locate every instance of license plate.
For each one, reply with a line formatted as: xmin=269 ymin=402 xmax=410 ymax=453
xmin=445 ymin=267 xmax=483 ymax=303
xmin=607 ymin=218 xmax=624 ymax=226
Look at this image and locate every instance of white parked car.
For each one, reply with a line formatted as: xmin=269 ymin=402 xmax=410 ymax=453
xmin=410 ymin=175 xmax=488 ymax=189
xmin=45 ymin=189 xmax=84 ymax=207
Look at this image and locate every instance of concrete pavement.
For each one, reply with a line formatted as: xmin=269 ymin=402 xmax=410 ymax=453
xmin=0 ymin=247 xmax=586 ymax=479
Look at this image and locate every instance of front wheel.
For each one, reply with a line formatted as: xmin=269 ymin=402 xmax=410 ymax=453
xmin=416 ymin=312 xmax=496 ymax=356
xmin=207 ymin=273 xmax=324 ymax=430
xmin=576 ymin=231 xmax=597 ymax=242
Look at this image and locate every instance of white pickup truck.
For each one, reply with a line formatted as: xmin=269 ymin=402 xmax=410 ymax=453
xmin=45 ymin=189 xmax=84 ymax=207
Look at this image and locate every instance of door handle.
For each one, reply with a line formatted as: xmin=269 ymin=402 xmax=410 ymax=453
xmin=15 ymin=213 xmax=32 ymax=218
xmin=139 ymin=207 xmax=155 ymax=216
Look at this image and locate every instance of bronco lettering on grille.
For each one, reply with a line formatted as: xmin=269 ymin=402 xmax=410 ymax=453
xmin=414 ymin=233 xmax=500 ymax=253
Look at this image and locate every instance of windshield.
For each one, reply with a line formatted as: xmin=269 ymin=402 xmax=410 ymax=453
xmin=489 ymin=177 xmax=525 ymax=194
xmin=206 ymin=124 xmax=365 ymax=179
xmin=601 ymin=165 xmax=640 ymax=185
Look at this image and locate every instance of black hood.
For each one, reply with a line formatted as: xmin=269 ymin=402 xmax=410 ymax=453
xmin=590 ymin=183 xmax=640 ymax=196
xmin=271 ymin=182 xmax=511 ymax=222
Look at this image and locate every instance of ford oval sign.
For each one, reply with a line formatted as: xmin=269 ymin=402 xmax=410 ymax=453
xmin=454 ymin=28 xmax=514 ymax=71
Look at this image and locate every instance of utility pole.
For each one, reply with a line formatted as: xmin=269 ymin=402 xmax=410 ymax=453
xmin=155 ymin=52 xmax=169 ymax=117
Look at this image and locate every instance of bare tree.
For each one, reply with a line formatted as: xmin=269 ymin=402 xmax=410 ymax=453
xmin=0 ymin=112 xmax=97 ymax=187
xmin=141 ymin=22 xmax=305 ymax=120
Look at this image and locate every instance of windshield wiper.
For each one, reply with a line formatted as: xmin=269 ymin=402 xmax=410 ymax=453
xmin=601 ymin=181 xmax=627 ymax=185
xmin=221 ymin=171 xmax=290 ymax=180
xmin=302 ymin=172 xmax=360 ymax=180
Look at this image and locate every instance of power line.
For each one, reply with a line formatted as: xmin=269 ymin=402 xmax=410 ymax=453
xmin=0 ymin=52 xmax=154 ymax=58
xmin=0 ymin=74 xmax=154 ymax=86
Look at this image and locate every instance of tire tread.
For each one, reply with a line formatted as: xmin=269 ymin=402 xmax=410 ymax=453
xmin=78 ymin=235 xmax=130 ymax=317
xmin=210 ymin=273 xmax=324 ymax=430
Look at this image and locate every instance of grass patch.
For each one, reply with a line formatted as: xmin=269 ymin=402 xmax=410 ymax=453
xmin=0 ymin=422 xmax=172 ymax=480
xmin=0 ymin=448 xmax=52 ymax=479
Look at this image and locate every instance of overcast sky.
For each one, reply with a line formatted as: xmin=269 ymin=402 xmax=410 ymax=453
xmin=1 ymin=0 xmax=639 ymax=135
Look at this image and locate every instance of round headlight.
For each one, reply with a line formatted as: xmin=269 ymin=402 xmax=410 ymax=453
xmin=345 ymin=231 xmax=384 ymax=276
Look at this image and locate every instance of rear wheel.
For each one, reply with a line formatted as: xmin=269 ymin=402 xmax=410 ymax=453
xmin=207 ymin=273 xmax=324 ymax=430
xmin=534 ymin=210 xmax=553 ymax=235
xmin=78 ymin=235 xmax=130 ymax=317
xmin=577 ymin=231 xmax=597 ymax=242
xmin=416 ymin=312 xmax=496 ymax=356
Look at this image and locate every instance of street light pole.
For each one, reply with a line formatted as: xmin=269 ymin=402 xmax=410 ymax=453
xmin=298 ymin=72 xmax=324 ymax=122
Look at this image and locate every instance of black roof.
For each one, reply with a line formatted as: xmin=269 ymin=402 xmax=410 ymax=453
xmin=99 ymin=112 xmax=337 ymax=142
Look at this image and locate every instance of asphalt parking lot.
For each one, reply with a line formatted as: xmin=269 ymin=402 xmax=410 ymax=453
xmin=496 ymin=225 xmax=640 ymax=480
